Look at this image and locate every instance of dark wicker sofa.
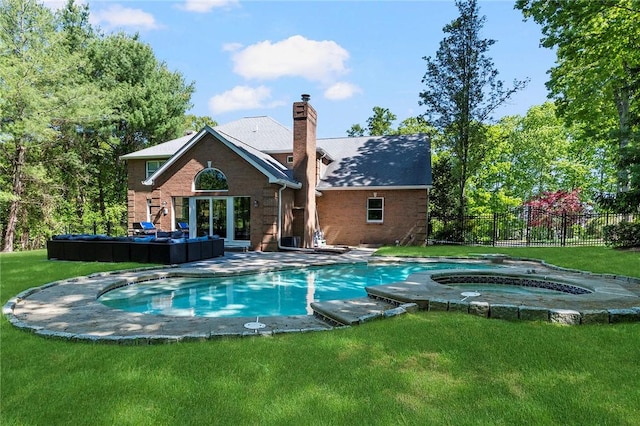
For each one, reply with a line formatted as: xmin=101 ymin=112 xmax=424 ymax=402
xmin=47 ymin=234 xmax=224 ymax=264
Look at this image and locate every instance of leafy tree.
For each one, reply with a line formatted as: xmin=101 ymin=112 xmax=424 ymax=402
xmin=419 ymin=0 xmax=528 ymax=216
xmin=0 ymin=0 xmax=100 ymax=251
xmin=468 ymin=102 xmax=610 ymax=213
xmin=466 ymin=115 xmax=521 ymax=213
xmin=88 ymin=32 xmax=193 ymax=216
xmin=184 ymin=114 xmax=217 ymax=132
xmin=0 ymin=0 xmax=194 ymax=251
xmin=396 ymin=116 xmax=436 ymax=136
xmin=429 ymin=154 xmax=458 ymax=218
xmin=347 ymin=106 xmax=397 ymax=136
xmin=516 ymin=0 xmax=640 ymax=212
xmin=523 ymin=188 xmax=587 ymax=229
xmin=346 ymin=123 xmax=365 ymax=137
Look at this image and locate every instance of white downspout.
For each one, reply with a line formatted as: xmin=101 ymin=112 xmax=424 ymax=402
xmin=277 ymin=184 xmax=286 ymax=250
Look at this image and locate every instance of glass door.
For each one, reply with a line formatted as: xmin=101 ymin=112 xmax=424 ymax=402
xmin=190 ymin=197 xmax=247 ymax=243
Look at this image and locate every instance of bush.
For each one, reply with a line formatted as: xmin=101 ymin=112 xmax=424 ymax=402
xmin=603 ymin=221 xmax=640 ymax=248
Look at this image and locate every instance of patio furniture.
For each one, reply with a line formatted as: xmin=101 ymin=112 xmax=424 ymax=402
xmin=132 ymin=221 xmax=157 ymax=236
xmin=46 ymin=235 xmax=224 ymax=264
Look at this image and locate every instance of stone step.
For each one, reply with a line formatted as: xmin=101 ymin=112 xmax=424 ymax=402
xmin=311 ymin=297 xmax=416 ymax=326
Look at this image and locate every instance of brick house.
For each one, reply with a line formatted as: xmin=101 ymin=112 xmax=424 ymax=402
xmin=121 ymin=96 xmax=432 ymax=251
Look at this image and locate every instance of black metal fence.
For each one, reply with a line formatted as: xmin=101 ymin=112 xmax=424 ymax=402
xmin=61 ymin=220 xmax=128 ymax=238
xmin=428 ymin=207 xmax=639 ymax=247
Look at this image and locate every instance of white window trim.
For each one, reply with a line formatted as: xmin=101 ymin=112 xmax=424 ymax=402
xmin=146 ymin=160 xmax=166 ymax=179
xmin=193 ymin=167 xmax=229 ymax=192
xmin=366 ymin=197 xmax=384 ymax=223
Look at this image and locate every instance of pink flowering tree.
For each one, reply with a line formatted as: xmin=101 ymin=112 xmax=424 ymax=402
xmin=523 ymin=189 xmax=587 ymax=239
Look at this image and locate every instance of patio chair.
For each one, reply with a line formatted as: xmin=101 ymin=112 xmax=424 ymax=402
xmin=133 ymin=221 xmax=157 ymax=236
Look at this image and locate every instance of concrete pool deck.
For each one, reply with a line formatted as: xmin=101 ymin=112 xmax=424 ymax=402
xmin=3 ymin=250 xmax=640 ymax=344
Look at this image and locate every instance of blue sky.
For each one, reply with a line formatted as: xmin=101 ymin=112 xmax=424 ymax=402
xmin=50 ymin=1 xmax=557 ymax=138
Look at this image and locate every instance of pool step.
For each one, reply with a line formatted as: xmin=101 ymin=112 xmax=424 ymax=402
xmin=311 ymin=297 xmax=416 ymax=326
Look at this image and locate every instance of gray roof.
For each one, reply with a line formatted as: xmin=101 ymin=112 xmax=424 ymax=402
xmin=215 ymin=128 xmax=299 ymax=187
xmin=122 ymin=116 xmax=431 ymax=189
xmin=120 ymin=116 xmax=292 ymax=160
xmin=317 ymin=134 xmax=431 ymax=189
xmin=140 ymin=126 xmax=300 ymax=188
xmin=120 ymin=132 xmax=195 ymax=160
xmin=215 ymin=116 xmax=293 ymax=153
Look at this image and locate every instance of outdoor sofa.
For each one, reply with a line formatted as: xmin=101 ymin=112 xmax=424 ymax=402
xmin=47 ymin=234 xmax=224 ymax=264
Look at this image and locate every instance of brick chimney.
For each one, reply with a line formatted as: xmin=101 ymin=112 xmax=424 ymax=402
xmin=292 ymin=94 xmax=317 ymax=248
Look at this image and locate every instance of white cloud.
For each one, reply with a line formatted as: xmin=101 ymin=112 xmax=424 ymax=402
xmin=181 ymin=0 xmax=238 ymax=13
xmin=324 ymin=82 xmax=362 ymax=100
xmin=90 ymin=4 xmax=160 ymax=31
xmin=231 ymin=35 xmax=350 ymax=82
xmin=208 ymin=85 xmax=285 ymax=114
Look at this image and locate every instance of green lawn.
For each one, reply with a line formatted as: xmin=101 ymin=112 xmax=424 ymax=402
xmin=1 ymin=248 xmax=639 ymax=425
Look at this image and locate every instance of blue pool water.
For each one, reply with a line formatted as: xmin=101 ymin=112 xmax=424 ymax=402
xmin=99 ymin=262 xmax=496 ymax=318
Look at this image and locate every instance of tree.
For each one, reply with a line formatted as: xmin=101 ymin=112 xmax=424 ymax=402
xmin=429 ymin=153 xmax=459 ymax=218
xmin=0 ymin=0 xmax=99 ymax=251
xmin=516 ymin=0 xmax=640 ymax=212
xmin=0 ymin=0 xmax=194 ymax=251
xmin=397 ymin=116 xmax=436 ymax=136
xmin=347 ymin=106 xmax=397 ymax=136
xmin=524 ymin=189 xmax=587 ymax=234
xmin=419 ymin=0 xmax=528 ymax=216
xmin=72 ymin=31 xmax=193 ymax=229
xmin=468 ymin=102 xmax=612 ymax=214
xmin=184 ymin=114 xmax=217 ymax=132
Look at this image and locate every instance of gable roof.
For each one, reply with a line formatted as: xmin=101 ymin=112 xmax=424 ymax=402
xmin=121 ymin=116 xmax=431 ymax=190
xmin=137 ymin=126 xmax=300 ymax=188
xmin=120 ymin=132 xmax=195 ymax=160
xmin=215 ymin=116 xmax=293 ymax=153
xmin=317 ymin=134 xmax=431 ymax=189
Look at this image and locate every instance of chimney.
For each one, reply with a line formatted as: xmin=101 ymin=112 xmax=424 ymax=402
xmin=292 ymin=94 xmax=317 ymax=248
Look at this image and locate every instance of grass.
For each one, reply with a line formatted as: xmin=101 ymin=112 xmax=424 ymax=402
xmin=1 ymin=247 xmax=639 ymax=425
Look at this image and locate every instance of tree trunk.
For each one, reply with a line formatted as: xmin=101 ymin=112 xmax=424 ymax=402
xmin=613 ymin=80 xmax=631 ymax=193
xmin=2 ymin=144 xmax=26 ymax=253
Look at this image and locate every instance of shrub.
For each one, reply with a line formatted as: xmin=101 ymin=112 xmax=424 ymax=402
xmin=603 ymin=221 xmax=640 ymax=248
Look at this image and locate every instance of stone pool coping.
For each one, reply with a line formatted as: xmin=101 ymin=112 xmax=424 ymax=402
xmin=3 ymin=251 xmax=640 ymax=344
xmin=364 ymin=257 xmax=640 ymax=325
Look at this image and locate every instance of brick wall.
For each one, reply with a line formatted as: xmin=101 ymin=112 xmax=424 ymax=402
xmin=125 ymin=133 xmax=292 ymax=251
xmin=316 ymin=189 xmax=428 ymax=246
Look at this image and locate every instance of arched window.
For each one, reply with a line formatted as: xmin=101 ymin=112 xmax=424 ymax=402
xmin=194 ymin=168 xmax=228 ymax=191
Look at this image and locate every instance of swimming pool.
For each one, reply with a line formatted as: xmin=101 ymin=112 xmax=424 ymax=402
xmin=99 ymin=262 xmax=498 ymax=318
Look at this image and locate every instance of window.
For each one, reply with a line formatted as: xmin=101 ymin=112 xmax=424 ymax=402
xmin=287 ymin=155 xmax=294 ymax=163
xmin=146 ymin=160 xmax=166 ymax=179
xmin=194 ymin=168 xmax=228 ymax=191
xmin=367 ymin=197 xmax=384 ymax=223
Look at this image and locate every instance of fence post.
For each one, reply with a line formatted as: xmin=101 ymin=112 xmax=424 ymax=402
xmin=526 ymin=208 xmax=531 ymax=246
xmin=492 ymin=213 xmax=498 ymax=246
xmin=561 ymin=212 xmax=567 ymax=247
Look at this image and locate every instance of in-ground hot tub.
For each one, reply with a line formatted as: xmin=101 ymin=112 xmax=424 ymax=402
xmin=366 ymin=258 xmax=640 ymax=325
xmin=431 ymin=273 xmax=592 ymax=295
